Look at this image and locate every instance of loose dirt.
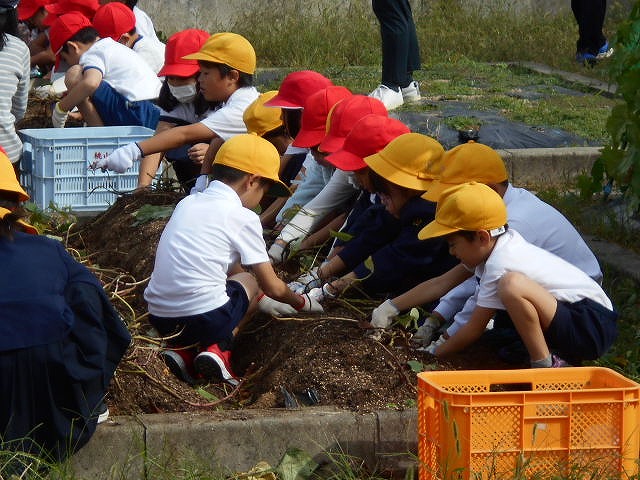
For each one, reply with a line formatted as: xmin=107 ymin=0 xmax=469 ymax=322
xmin=67 ymin=191 xmax=519 ymax=416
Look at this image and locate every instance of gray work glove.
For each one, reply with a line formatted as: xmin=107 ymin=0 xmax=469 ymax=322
xmin=411 ymin=315 xmax=443 ymax=347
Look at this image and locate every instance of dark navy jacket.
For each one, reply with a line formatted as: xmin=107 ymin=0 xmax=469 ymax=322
xmin=344 ymin=196 xmax=457 ymax=295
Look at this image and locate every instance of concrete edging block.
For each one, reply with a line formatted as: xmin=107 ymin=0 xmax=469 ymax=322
xmin=142 ymin=409 xmax=379 ymax=477
xmin=500 ymin=147 xmax=601 ymax=187
xmin=70 ymin=416 xmax=145 ymax=480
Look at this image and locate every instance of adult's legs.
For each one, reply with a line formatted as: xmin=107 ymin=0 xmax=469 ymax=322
xmin=571 ymin=0 xmax=608 ymax=56
xmin=372 ymin=0 xmax=420 ymax=89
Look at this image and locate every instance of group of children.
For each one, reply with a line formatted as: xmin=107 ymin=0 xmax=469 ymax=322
xmin=91 ymin=29 xmax=617 ymax=386
xmin=3 ymin=0 xmax=620 ymax=392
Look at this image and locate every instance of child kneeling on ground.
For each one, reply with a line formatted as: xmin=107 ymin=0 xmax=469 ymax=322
xmin=144 ymin=134 xmax=323 ymax=386
xmin=386 ymin=181 xmax=618 ymax=367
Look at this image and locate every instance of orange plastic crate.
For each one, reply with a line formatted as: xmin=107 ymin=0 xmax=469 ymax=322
xmin=417 ymin=367 xmax=640 ymax=480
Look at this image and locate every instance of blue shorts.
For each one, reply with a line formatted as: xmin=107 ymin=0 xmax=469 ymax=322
xmin=149 ymin=280 xmax=250 ymax=348
xmin=545 ymin=297 xmax=618 ymax=362
xmin=91 ymin=81 xmax=159 ymax=129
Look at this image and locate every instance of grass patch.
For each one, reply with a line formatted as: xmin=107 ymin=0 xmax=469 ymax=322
xmin=231 ymin=0 xmax=630 ymax=78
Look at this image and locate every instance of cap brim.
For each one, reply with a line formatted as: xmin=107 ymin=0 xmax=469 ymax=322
xmin=417 ymin=219 xmax=457 ymax=240
xmin=17 ymin=219 xmax=38 ymax=235
xmin=325 ymin=150 xmax=366 ymax=171
xmin=263 ymin=96 xmax=304 ymax=109
xmin=291 ymin=128 xmax=324 ymax=148
xmin=157 ymin=64 xmax=199 ymax=78
xmin=266 ymin=179 xmax=291 ymax=198
xmin=422 ymin=180 xmax=459 ymax=202
xmin=364 ymin=152 xmax=432 ymax=191
xmin=18 ymin=6 xmax=39 ymax=21
xmin=181 ymin=51 xmax=213 ymax=62
xmin=318 ymin=135 xmax=345 ymax=154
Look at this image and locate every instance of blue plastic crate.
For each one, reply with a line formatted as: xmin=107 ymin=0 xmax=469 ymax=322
xmin=19 ymin=126 xmax=155 ymax=213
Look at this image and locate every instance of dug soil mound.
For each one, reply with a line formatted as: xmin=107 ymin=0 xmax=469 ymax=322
xmin=70 ymin=192 xmax=517 ymax=416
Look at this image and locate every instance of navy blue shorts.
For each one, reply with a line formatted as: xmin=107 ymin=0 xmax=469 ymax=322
xmin=545 ymin=297 xmax=618 ymax=362
xmin=91 ymin=81 xmax=159 ymax=129
xmin=149 ymin=280 xmax=250 ymax=348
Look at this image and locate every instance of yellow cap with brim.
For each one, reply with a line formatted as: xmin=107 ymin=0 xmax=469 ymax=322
xmin=182 ymin=32 xmax=256 ymax=74
xmin=422 ymin=141 xmax=508 ymax=202
xmin=243 ymin=91 xmax=283 ymax=137
xmin=418 ymin=182 xmax=507 ymax=240
xmin=363 ymin=133 xmax=444 ymax=191
xmin=213 ymin=134 xmax=291 ymax=197
xmin=0 ymin=207 xmax=38 ymax=234
xmin=0 ymin=149 xmax=29 ymax=202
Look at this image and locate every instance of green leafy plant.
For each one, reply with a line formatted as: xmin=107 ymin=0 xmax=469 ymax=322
xmin=131 ymin=204 xmax=175 ymax=226
xmin=583 ymin=1 xmax=640 ymax=211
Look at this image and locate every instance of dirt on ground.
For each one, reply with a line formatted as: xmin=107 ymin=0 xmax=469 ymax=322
xmin=65 ymin=191 xmax=520 ymax=417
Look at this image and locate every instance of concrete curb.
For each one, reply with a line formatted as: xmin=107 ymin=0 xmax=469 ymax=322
xmin=499 ymin=146 xmax=601 ymax=187
xmin=70 ymin=408 xmax=418 ymax=479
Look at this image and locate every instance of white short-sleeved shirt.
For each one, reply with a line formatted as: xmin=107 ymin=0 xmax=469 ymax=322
xmin=133 ymin=6 xmax=162 ymax=46
xmin=144 ymin=181 xmax=269 ymax=317
xmin=199 ymin=86 xmax=259 ymax=140
xmin=80 ymin=38 xmax=162 ymax=101
xmin=132 ymin=35 xmax=165 ymax=75
xmin=475 ymin=229 xmax=613 ymax=312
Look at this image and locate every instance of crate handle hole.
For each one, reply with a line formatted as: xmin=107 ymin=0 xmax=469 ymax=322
xmin=489 ymin=382 xmax=533 ymax=392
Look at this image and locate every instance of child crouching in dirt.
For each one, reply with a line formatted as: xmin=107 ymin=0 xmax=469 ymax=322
xmin=389 ymin=181 xmax=618 ymax=367
xmin=144 ymin=134 xmax=323 ymax=386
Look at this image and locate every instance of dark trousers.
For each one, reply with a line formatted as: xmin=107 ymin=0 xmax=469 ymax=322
xmin=571 ymin=0 xmax=607 ymax=54
xmin=372 ymin=0 xmax=421 ymax=88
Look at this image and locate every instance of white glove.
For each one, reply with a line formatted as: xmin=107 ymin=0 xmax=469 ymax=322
xmin=296 ymin=293 xmax=324 ymax=313
xmin=370 ymin=299 xmax=400 ymax=329
xmin=257 ymin=294 xmax=298 ymax=316
xmin=307 ymin=287 xmax=325 ymax=303
xmin=268 ymin=241 xmax=287 ymax=264
xmin=92 ymin=143 xmax=142 ymax=173
xmin=190 ymin=174 xmax=209 ymax=194
xmin=411 ymin=316 xmax=442 ymax=347
xmin=288 ymin=280 xmax=305 ymax=294
xmin=51 ymin=102 xmax=68 ymax=128
xmin=295 ymin=266 xmax=322 ymax=292
xmin=424 ymin=334 xmax=447 ymax=355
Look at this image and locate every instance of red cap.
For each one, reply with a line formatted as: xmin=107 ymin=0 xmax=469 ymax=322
xmin=49 ymin=12 xmax=92 ymax=68
xmin=291 ymin=86 xmax=352 ymax=148
xmin=45 ymin=0 xmax=99 ymax=17
xmin=92 ymin=2 xmax=135 ymax=41
xmin=326 ymin=115 xmax=410 ymax=171
xmin=319 ymin=95 xmax=388 ymax=154
xmin=157 ymin=29 xmax=209 ymax=78
xmin=17 ymin=0 xmax=50 ymax=21
xmin=264 ymin=70 xmax=333 ymax=109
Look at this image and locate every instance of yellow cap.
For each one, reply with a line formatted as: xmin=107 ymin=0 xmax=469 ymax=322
xmin=243 ymin=91 xmax=284 ymax=137
xmin=182 ymin=32 xmax=256 ymax=74
xmin=0 ymin=148 xmax=29 ymax=202
xmin=418 ymin=182 xmax=507 ymax=240
xmin=0 ymin=206 xmax=38 ymax=234
xmin=213 ymin=134 xmax=290 ymax=197
xmin=363 ymin=133 xmax=444 ymax=191
xmin=422 ymin=141 xmax=508 ymax=202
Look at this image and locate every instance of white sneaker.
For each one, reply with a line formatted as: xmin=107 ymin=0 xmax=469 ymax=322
xmin=402 ymin=81 xmax=421 ymax=103
xmin=369 ymin=84 xmax=404 ymax=110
